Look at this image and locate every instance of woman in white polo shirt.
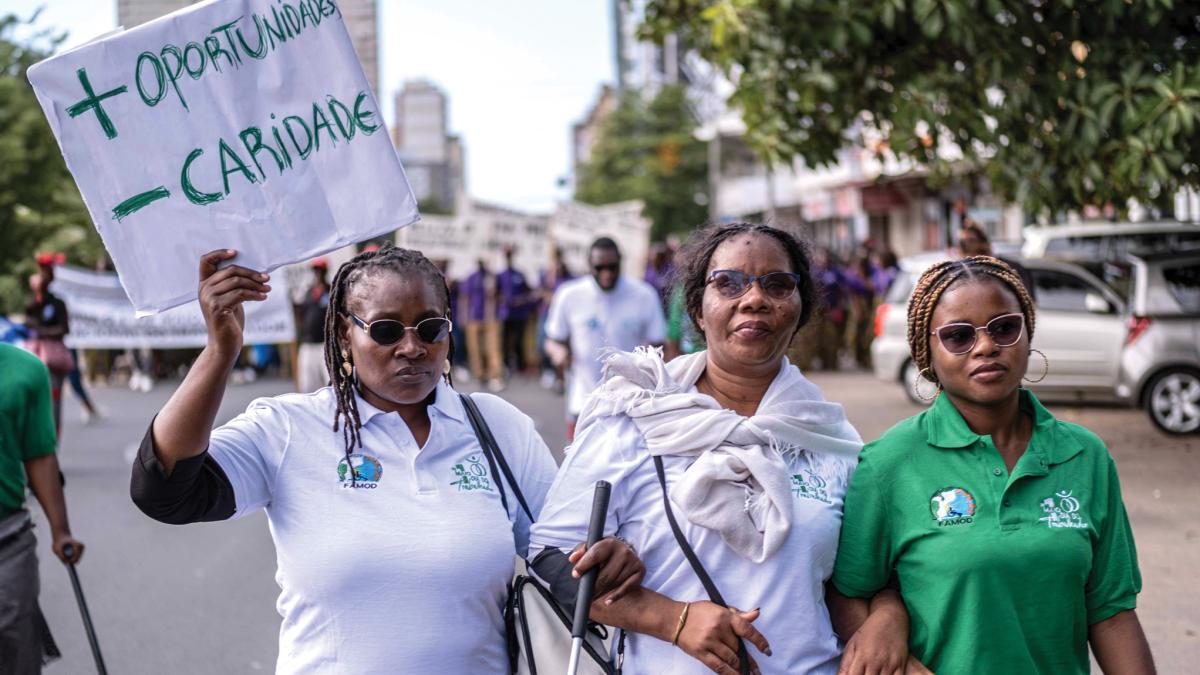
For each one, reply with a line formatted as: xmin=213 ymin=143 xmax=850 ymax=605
xmin=529 ymin=223 xmax=909 ymax=675
xmin=131 ymin=245 xmax=642 ymax=673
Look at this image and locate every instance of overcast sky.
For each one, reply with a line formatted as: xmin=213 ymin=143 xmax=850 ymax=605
xmin=8 ymin=0 xmax=614 ymax=212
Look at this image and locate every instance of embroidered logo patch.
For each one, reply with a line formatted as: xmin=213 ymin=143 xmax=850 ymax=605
xmin=1039 ymin=490 xmax=1088 ymax=529
xmin=930 ymin=487 xmax=976 ymax=526
xmin=450 ymin=455 xmax=493 ymax=492
xmin=791 ymin=470 xmax=831 ymax=504
xmin=337 ymin=454 xmax=383 ymax=489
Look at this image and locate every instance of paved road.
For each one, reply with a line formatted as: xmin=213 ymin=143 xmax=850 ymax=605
xmin=35 ymin=370 xmax=1197 ymax=673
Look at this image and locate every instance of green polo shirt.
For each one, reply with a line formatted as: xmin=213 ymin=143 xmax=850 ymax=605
xmin=833 ymin=389 xmax=1140 ymax=675
xmin=0 ymin=344 xmax=58 ymax=518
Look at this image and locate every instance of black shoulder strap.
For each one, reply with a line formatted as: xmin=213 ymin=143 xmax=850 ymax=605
xmin=654 ymin=455 xmax=750 ymax=675
xmin=460 ymin=393 xmax=535 ymax=522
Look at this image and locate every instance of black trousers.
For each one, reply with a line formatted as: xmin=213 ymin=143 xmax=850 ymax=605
xmin=502 ymin=318 xmax=527 ymax=373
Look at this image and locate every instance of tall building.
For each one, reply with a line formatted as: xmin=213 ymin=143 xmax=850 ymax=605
xmin=613 ymin=0 xmax=681 ymax=93
xmin=391 ymin=79 xmax=464 ymax=212
xmin=116 ymin=0 xmax=379 ymax=98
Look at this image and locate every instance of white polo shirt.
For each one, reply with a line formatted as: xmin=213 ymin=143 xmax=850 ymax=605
xmin=545 ymin=276 xmax=668 ymax=417
xmin=207 ymin=380 xmax=557 ymax=675
xmin=529 ymin=408 xmax=855 ymax=675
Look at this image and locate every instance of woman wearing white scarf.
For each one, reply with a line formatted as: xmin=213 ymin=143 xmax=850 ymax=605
xmin=530 ymin=224 xmax=910 ymax=675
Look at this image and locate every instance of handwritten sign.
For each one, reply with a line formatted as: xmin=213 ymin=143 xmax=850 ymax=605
xmin=50 ymin=265 xmax=295 ymax=349
xmin=28 ymin=0 xmax=418 ymax=314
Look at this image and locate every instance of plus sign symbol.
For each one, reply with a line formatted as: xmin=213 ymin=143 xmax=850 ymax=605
xmin=65 ymin=68 xmax=128 ymax=140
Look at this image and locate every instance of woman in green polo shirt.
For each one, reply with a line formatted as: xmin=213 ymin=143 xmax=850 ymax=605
xmin=833 ymin=256 xmax=1155 ymax=674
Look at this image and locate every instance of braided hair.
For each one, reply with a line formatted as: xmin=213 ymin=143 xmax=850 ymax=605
xmin=323 ymin=244 xmax=453 ymax=481
xmin=907 ymin=255 xmax=1037 ymax=386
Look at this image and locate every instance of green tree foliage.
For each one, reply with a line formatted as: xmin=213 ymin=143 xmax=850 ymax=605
xmin=642 ymin=0 xmax=1200 ymax=215
xmin=575 ymin=85 xmax=710 ymax=239
xmin=0 ymin=12 xmax=103 ymax=315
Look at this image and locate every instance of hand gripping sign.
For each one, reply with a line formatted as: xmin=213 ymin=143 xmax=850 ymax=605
xmin=28 ymin=0 xmax=418 ymax=314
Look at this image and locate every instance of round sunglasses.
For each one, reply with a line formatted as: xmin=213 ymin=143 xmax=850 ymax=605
xmin=347 ymin=312 xmax=452 ymax=346
xmin=931 ymin=312 xmax=1026 ymax=355
xmin=707 ymin=269 xmax=803 ymax=300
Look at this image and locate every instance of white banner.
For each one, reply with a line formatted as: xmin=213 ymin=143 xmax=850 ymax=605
xmin=51 ymin=265 xmax=294 ymax=349
xmin=28 ymin=0 xmax=418 ymax=315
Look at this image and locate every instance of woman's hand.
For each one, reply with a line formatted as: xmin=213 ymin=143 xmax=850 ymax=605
xmin=676 ymin=602 xmax=770 ymax=674
xmin=568 ymin=536 xmax=644 ymax=604
xmin=198 ymin=249 xmax=270 ymax=358
xmin=838 ymin=606 xmax=909 ymax=675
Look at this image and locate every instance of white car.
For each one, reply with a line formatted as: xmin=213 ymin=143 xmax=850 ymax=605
xmin=872 ymin=254 xmax=1127 ymax=407
xmin=1022 ymin=221 xmax=1200 ymax=260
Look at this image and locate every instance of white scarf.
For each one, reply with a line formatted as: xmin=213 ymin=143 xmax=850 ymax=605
xmin=576 ymin=348 xmax=863 ymax=562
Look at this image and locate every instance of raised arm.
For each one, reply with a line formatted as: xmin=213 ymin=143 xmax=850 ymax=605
xmin=151 ymin=249 xmax=270 ymax=474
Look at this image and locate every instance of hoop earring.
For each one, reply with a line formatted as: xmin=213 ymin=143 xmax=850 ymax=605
xmin=914 ymin=367 xmax=941 ymax=402
xmin=1024 ymin=348 xmax=1049 ymax=383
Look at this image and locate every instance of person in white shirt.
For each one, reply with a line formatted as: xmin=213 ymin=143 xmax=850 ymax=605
xmin=131 ymin=244 xmax=643 ymax=674
xmin=544 ymin=237 xmax=667 ymax=441
xmin=529 ymin=223 xmax=910 ymax=675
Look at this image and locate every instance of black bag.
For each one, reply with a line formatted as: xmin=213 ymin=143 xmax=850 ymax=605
xmin=459 ymin=394 xmax=618 ymax=675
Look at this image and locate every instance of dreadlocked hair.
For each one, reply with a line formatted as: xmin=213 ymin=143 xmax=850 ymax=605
xmin=322 ymin=244 xmax=454 ymax=483
xmin=907 ymin=255 xmax=1037 ymax=384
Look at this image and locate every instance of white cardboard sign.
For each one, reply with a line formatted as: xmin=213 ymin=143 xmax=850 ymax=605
xmin=28 ymin=0 xmax=418 ymax=314
xmin=50 ymin=265 xmax=295 ymax=349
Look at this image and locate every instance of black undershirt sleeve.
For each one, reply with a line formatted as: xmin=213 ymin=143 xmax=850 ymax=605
xmin=530 ymin=548 xmax=583 ymax=615
xmin=129 ymin=421 xmax=237 ymax=524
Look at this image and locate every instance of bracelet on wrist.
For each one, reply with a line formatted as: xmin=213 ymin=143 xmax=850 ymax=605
xmin=671 ymin=601 xmax=691 ymax=646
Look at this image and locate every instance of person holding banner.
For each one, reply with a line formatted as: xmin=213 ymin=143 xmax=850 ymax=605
xmin=130 ymin=244 xmax=643 ymax=673
xmin=530 ymin=223 xmax=910 ymax=674
xmin=833 ymin=256 xmax=1154 ymax=675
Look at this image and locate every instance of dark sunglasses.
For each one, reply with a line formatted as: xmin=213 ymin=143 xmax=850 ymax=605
xmin=931 ymin=312 xmax=1025 ymax=355
xmin=592 ymin=263 xmax=620 ymax=273
xmin=347 ymin=312 xmax=452 ymax=346
xmin=707 ymin=269 xmax=803 ymax=300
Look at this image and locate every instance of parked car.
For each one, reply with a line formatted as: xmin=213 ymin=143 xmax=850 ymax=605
xmin=1022 ymin=221 xmax=1200 ymax=262
xmin=871 ymin=249 xmax=1200 ymax=434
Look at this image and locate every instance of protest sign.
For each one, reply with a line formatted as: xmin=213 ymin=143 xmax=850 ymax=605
xmin=28 ymin=0 xmax=418 ymax=315
xmin=50 ymin=265 xmax=294 ymax=349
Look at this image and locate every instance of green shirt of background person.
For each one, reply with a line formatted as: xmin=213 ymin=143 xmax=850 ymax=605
xmin=832 ymin=257 xmax=1155 ymax=675
xmin=0 ymin=343 xmax=85 ymax=551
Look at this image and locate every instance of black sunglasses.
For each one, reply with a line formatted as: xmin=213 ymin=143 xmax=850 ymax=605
xmin=931 ymin=313 xmax=1025 ymax=355
xmin=707 ymin=269 xmax=803 ymax=300
xmin=592 ymin=262 xmax=620 ymax=273
xmin=348 ymin=312 xmax=452 ymax=346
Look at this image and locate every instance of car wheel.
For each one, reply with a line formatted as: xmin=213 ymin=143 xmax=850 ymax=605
xmin=904 ymin=359 xmax=936 ymax=407
xmin=1145 ymin=368 xmax=1200 ymax=435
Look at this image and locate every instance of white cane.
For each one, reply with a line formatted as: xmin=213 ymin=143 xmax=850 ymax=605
xmin=566 ymin=480 xmax=611 ymax=675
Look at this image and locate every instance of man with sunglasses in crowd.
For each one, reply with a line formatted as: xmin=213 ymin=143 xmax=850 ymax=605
xmin=544 ymin=237 xmax=667 ymax=441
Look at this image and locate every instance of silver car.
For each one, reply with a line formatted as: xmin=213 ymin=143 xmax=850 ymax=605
xmin=871 ymin=250 xmax=1200 ymax=434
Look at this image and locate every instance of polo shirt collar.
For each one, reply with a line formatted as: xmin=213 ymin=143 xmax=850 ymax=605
xmin=352 ymin=379 xmax=465 ymax=426
xmin=924 ymin=389 xmax=1083 ymax=466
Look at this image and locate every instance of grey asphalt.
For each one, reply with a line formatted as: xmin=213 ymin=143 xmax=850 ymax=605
xmin=33 ymin=369 xmax=1198 ymax=673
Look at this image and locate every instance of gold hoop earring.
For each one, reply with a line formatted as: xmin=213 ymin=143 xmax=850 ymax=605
xmin=1024 ymin=348 xmax=1049 ymax=383
xmin=914 ymin=367 xmax=941 ymax=402
xmin=341 ymin=348 xmax=353 ymax=378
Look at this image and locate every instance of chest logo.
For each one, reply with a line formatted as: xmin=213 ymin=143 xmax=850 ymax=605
xmin=1039 ymin=490 xmax=1089 ymax=529
xmin=450 ymin=455 xmax=494 ymax=492
xmin=791 ymin=470 xmax=831 ymax=504
xmin=930 ymin=487 xmax=976 ymax=526
xmin=338 ymin=454 xmax=383 ymax=489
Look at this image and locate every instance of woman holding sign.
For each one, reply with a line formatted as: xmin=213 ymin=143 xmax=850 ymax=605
xmin=130 ymin=245 xmax=643 ymax=673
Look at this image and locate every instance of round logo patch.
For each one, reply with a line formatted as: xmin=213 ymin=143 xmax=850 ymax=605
xmin=338 ymin=453 xmax=383 ymax=488
xmin=930 ymin=487 xmax=976 ymax=526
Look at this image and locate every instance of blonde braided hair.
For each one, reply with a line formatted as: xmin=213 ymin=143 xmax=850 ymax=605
xmin=907 ymin=256 xmax=1037 ymax=385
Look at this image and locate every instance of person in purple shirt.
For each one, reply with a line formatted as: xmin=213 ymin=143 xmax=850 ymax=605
xmin=463 ymin=259 xmax=504 ymax=391
xmin=496 ymin=246 xmax=533 ymax=378
xmin=537 ymin=248 xmax=573 ymax=392
xmin=842 ymin=254 xmax=877 ymax=369
xmin=643 ymin=242 xmax=674 ymax=311
xmin=790 ymin=248 xmax=847 ymax=372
